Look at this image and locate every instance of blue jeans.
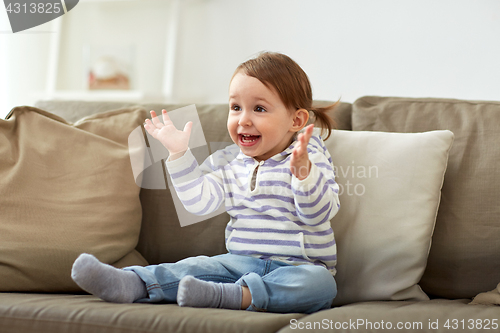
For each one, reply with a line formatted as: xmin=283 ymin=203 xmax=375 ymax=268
xmin=123 ymin=253 xmax=336 ymax=313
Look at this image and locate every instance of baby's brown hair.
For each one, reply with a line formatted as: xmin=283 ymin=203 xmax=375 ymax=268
xmin=232 ymin=51 xmax=338 ymax=140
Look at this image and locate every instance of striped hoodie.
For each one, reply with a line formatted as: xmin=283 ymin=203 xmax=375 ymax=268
xmin=165 ymin=130 xmax=340 ymax=275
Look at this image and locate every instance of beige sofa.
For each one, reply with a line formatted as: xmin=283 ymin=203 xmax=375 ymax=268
xmin=0 ymin=96 xmax=499 ymax=333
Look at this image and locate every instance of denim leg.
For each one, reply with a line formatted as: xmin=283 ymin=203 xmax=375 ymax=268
xmin=237 ymin=264 xmax=337 ymax=314
xmin=123 ymin=254 xmax=264 ymax=303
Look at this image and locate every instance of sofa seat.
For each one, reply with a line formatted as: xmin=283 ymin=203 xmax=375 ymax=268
xmin=3 ymin=293 xmax=497 ymax=333
xmin=0 ymin=293 xmax=304 ymax=333
xmin=279 ymin=299 xmax=499 ymax=333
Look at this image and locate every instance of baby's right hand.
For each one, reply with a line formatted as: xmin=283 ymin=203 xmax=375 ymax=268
xmin=144 ymin=110 xmax=192 ymax=160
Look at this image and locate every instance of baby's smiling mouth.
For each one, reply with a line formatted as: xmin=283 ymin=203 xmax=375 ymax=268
xmin=238 ymin=134 xmax=261 ymax=146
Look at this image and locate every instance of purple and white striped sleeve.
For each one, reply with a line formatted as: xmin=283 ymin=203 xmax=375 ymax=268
xmin=291 ymin=140 xmax=340 ymax=226
xmin=165 ymin=149 xmax=224 ymax=216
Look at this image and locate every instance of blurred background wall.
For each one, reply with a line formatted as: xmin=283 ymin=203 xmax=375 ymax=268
xmin=1 ymin=0 xmax=499 ymax=119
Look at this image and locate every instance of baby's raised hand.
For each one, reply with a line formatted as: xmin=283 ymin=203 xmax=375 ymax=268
xmin=290 ymin=124 xmax=314 ymax=180
xmin=144 ymin=110 xmax=192 ymax=160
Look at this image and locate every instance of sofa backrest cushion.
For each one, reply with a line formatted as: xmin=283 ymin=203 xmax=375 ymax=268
xmin=0 ymin=106 xmax=148 ymax=292
xmin=352 ymin=96 xmax=500 ymax=299
xmin=328 ymin=129 xmax=453 ymax=306
xmin=34 ymin=100 xmax=353 ymax=131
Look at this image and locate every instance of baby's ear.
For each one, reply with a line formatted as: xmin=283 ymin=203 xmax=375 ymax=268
xmin=291 ymin=109 xmax=310 ymax=132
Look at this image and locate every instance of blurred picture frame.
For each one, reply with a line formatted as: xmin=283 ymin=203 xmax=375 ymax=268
xmin=83 ymin=44 xmax=135 ymax=90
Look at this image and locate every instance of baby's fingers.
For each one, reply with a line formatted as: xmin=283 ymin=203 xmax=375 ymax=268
xmin=144 ymin=119 xmax=156 ymax=135
xmin=183 ymin=121 xmax=193 ymax=137
xmin=150 ymin=110 xmax=163 ymax=128
xmin=302 ymin=124 xmax=314 ymax=143
xmin=161 ymin=109 xmax=173 ymax=126
xmin=294 ymin=136 xmax=306 ymax=158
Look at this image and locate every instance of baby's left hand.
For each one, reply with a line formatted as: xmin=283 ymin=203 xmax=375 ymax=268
xmin=290 ymin=124 xmax=314 ymax=180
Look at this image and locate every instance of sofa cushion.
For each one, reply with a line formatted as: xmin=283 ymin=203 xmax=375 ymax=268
xmin=326 ymin=129 xmax=454 ymax=306
xmin=0 ymin=106 xmax=148 ymax=292
xmin=0 ymin=293 xmax=305 ymax=333
xmin=352 ymin=96 xmax=500 ymax=299
xmin=279 ymin=299 xmax=500 ymax=333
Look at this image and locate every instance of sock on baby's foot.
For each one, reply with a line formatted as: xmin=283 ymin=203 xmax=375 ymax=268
xmin=177 ymin=275 xmax=242 ymax=310
xmin=71 ymin=253 xmax=148 ymax=303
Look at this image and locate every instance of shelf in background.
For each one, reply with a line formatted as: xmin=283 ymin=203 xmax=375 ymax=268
xmin=46 ymin=0 xmax=180 ymax=103
xmin=37 ymin=90 xmax=145 ymax=102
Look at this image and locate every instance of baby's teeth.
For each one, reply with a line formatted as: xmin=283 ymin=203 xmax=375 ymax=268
xmin=242 ymin=135 xmax=257 ymax=142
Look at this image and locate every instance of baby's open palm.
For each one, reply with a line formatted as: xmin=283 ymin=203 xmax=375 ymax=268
xmin=144 ymin=110 xmax=192 ymax=157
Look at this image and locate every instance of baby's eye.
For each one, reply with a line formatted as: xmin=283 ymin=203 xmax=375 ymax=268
xmin=255 ymin=106 xmax=266 ymax=113
xmin=231 ymin=105 xmax=241 ymax=111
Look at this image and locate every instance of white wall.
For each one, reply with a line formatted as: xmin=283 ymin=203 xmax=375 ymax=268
xmin=0 ymin=9 xmax=52 ymax=117
xmin=2 ymin=0 xmax=500 ymax=119
xmin=173 ymin=0 xmax=500 ymax=104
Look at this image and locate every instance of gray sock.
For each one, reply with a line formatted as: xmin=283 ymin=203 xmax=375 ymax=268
xmin=177 ymin=275 xmax=242 ymax=310
xmin=71 ymin=253 xmax=148 ymax=303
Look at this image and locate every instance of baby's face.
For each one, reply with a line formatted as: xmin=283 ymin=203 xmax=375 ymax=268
xmin=228 ymin=73 xmax=297 ymax=161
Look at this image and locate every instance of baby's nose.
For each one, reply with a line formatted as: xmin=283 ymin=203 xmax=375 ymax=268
xmin=238 ymin=111 xmax=252 ymax=126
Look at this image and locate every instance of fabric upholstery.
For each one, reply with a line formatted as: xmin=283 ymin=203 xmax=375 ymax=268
xmin=279 ymin=299 xmax=500 ymax=333
xmin=325 ymin=130 xmax=454 ymax=306
xmin=0 ymin=293 xmax=304 ymax=333
xmin=0 ymin=106 xmax=148 ymax=292
xmin=352 ymin=96 xmax=500 ymax=299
